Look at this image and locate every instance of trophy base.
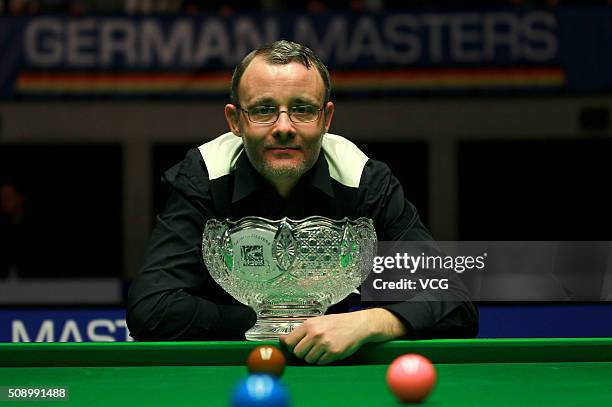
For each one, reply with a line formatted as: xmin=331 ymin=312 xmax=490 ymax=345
xmin=245 ymin=305 xmax=327 ymax=341
xmin=245 ymin=319 xmax=305 ymax=341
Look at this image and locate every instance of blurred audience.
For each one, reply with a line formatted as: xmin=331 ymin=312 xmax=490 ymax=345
xmin=0 ymin=181 xmax=66 ymax=279
xmin=126 ymin=0 xmax=181 ymax=14
xmin=0 ymin=182 xmax=34 ymax=279
xmin=1 ymin=0 xmax=611 ymax=15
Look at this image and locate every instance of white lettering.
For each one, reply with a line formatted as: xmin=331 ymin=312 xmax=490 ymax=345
xmin=20 ymin=14 xmax=558 ymax=72
xmin=115 ymin=319 xmax=135 ymax=341
xmin=59 ymin=320 xmax=83 ymax=342
xmin=12 ymin=320 xmax=31 ymax=342
xmin=384 ymin=15 xmax=421 ymax=64
xmin=422 ymin=14 xmax=448 ymax=62
xmin=25 ymin=19 xmax=63 ymax=67
xmin=384 ymin=256 xmax=395 ymax=270
xmin=67 ymin=19 xmax=97 ymax=67
xmin=233 ymin=18 xmax=276 ymax=62
xmin=419 ymin=278 xmax=449 ymax=290
xmin=100 ymin=19 xmax=137 ymax=66
xmin=347 ymin=17 xmax=387 ymax=62
xmin=141 ymin=19 xmax=193 ymax=66
xmin=372 ymin=256 xmax=384 ymax=273
xmin=450 ymin=13 xmax=482 ymax=62
xmin=483 ymin=13 xmax=520 ymax=61
xmin=522 ymin=12 xmax=557 ymax=62
xmin=87 ymin=319 xmax=116 ymax=342
xmin=294 ymin=17 xmax=348 ymax=63
xmin=409 ymin=255 xmax=421 ymax=272
xmin=193 ymin=19 xmax=231 ymax=66
xmin=12 ymin=320 xmax=55 ymax=342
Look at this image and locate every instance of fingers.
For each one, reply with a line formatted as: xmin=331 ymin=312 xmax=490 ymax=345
xmin=316 ymin=352 xmax=336 ymax=365
xmin=280 ymin=315 xmax=358 ymax=365
xmin=293 ymin=337 xmax=332 ymax=364
xmin=293 ymin=335 xmax=340 ymax=365
xmin=293 ymin=334 xmax=317 ymax=359
xmin=305 ymin=345 xmax=329 ymax=365
xmin=280 ymin=325 xmax=307 ymax=352
xmin=282 ymin=326 xmax=329 ymax=364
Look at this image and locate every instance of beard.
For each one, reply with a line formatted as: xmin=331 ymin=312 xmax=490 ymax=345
xmin=246 ymin=143 xmax=321 ymax=182
xmin=240 ymin=130 xmax=323 ymax=184
xmin=259 ymin=158 xmax=310 ymax=179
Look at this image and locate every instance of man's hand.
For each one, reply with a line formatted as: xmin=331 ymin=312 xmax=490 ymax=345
xmin=279 ymin=308 xmax=407 ymax=365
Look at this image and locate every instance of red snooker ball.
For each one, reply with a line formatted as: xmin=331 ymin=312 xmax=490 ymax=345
xmin=247 ymin=345 xmax=286 ymax=377
xmin=386 ymin=354 xmax=437 ymax=403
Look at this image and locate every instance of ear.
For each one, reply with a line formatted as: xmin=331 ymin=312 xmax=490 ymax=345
xmin=224 ymin=104 xmax=241 ymax=136
xmin=323 ymin=101 xmax=334 ymax=133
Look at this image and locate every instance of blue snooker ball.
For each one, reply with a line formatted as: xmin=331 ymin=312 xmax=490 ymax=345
xmin=231 ymin=374 xmax=290 ymax=407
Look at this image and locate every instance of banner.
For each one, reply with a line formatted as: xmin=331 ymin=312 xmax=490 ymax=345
xmin=0 ymin=9 xmax=610 ymax=97
xmin=0 ymin=309 xmax=132 ymax=342
xmin=1 ymin=305 xmax=612 ymax=341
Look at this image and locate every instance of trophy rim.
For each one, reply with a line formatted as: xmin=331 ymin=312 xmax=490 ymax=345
xmin=200 ymin=215 xmax=378 ymax=312
xmin=206 ymin=215 xmax=374 ymax=230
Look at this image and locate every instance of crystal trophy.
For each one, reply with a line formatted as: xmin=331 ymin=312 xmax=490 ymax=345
xmin=202 ymin=216 xmax=376 ymax=341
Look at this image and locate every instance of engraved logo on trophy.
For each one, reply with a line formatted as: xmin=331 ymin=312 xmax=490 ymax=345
xmin=241 ymin=246 xmax=265 ymax=266
xmin=232 ymin=229 xmax=281 ymax=282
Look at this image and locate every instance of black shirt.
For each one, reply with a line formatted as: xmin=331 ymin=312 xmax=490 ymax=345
xmin=127 ymin=133 xmax=478 ymax=340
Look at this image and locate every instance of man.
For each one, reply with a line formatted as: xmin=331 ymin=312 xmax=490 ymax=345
xmin=127 ymin=40 xmax=477 ymax=364
xmin=0 ymin=181 xmax=33 ymax=279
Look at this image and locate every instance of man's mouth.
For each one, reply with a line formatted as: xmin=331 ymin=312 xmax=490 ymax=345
xmin=265 ymin=146 xmax=300 ymax=150
xmin=265 ymin=146 xmax=301 ymax=154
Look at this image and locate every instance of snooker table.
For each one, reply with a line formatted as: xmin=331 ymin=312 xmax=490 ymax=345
xmin=1 ymin=338 xmax=612 ymax=406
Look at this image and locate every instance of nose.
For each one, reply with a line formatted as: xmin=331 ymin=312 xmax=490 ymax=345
xmin=272 ymin=111 xmax=296 ymax=142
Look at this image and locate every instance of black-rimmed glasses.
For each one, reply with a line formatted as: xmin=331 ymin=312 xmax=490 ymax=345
xmin=237 ymin=105 xmax=324 ymax=124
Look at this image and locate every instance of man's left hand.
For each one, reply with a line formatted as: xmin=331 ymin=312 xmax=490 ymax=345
xmin=279 ymin=308 xmax=407 ymax=365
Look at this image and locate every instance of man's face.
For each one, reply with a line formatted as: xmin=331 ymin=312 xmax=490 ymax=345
xmin=225 ymin=56 xmax=334 ymax=184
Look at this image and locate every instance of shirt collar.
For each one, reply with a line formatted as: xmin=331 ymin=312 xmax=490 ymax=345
xmin=231 ymin=149 xmax=334 ymax=204
xmin=308 ymin=151 xmax=335 ymax=198
xmin=231 ymin=152 xmax=264 ymax=203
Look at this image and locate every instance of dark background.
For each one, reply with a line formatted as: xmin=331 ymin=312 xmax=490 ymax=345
xmin=0 ymin=145 xmax=122 ymax=278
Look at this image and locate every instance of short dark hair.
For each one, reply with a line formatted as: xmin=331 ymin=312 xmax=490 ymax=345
xmin=230 ymin=40 xmax=331 ymax=106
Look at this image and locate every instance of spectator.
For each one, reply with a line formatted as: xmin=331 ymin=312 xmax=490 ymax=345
xmin=0 ymin=182 xmax=30 ymax=279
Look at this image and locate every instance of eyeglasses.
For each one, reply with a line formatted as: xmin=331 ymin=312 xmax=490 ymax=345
xmin=237 ymin=104 xmax=324 ymax=124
